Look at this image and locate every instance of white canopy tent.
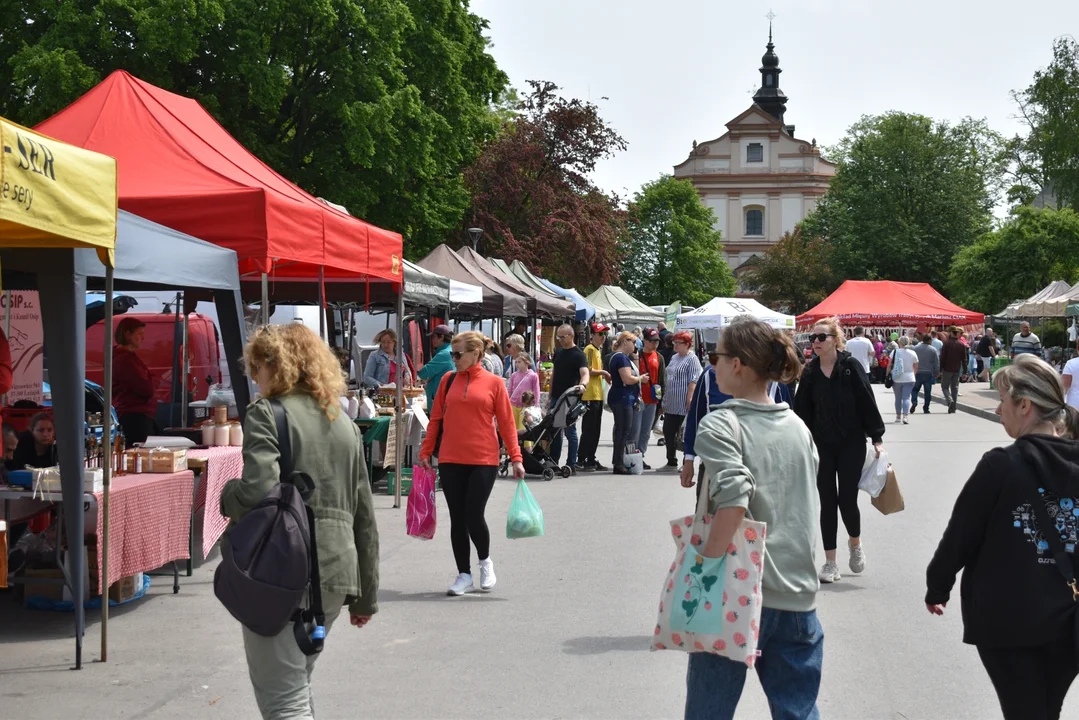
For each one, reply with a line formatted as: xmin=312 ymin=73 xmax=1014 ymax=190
xmin=675 ymin=297 xmax=795 ymax=330
xmin=1021 ymin=280 xmax=1079 ymax=318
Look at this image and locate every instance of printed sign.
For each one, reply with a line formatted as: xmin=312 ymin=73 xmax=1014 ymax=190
xmin=665 ymin=301 xmax=681 ymax=325
xmin=0 ymin=291 xmax=44 ymax=404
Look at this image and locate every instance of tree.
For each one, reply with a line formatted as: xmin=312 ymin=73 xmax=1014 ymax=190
xmin=0 ymin=0 xmax=507 ymax=256
xmin=948 ymin=206 xmax=1079 ymax=314
xmin=1006 ymin=37 xmax=1079 ymax=210
xmin=462 ymin=81 xmax=627 ymax=290
xmin=743 ymin=226 xmax=835 ymax=314
xmin=802 ymin=112 xmax=1004 ymax=288
xmin=618 ymin=175 xmax=734 ymax=306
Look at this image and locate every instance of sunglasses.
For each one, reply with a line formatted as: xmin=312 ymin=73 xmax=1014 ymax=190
xmin=709 ymin=352 xmax=734 ymax=363
xmin=451 ymin=351 xmax=466 ymax=360
xmin=808 ymin=333 xmax=834 ymax=343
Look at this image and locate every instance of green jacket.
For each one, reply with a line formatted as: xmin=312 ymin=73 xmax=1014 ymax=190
xmin=220 ymin=393 xmax=379 ymax=616
xmin=418 ymin=343 xmax=454 ymax=409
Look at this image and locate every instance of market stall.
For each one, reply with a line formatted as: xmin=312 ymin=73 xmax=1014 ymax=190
xmin=676 ymin=297 xmax=795 ymax=330
xmin=1019 ymin=280 xmax=1079 ymax=317
xmin=796 ymin=280 xmax=984 ymax=330
xmin=459 ymin=246 xmax=574 ymax=320
xmin=417 ymin=244 xmax=525 ymax=318
xmin=585 ymin=285 xmax=665 ymax=326
xmin=537 ymin=276 xmax=599 ymax=324
xmin=0 ymin=116 xmax=117 ymax=669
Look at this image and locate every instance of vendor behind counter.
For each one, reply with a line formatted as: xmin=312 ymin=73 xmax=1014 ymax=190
xmin=9 ymin=412 xmax=57 ymax=471
xmin=112 ymin=317 xmax=160 ymax=445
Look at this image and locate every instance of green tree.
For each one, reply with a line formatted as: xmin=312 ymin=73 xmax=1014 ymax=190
xmin=948 ymin=206 xmax=1079 ymax=314
xmin=618 ymin=175 xmax=735 ymax=306
xmin=1006 ymin=37 xmax=1079 ymax=210
xmin=0 ymin=0 xmax=507 ymax=256
xmin=803 ymin=112 xmax=1004 ymax=288
xmin=743 ymin=226 xmax=835 ymax=314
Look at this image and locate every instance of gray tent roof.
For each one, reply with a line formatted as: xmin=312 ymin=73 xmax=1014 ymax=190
xmin=458 ymin=247 xmax=574 ymax=319
xmin=417 ymin=244 xmax=518 ymax=317
xmin=585 ymin=285 xmax=664 ymax=325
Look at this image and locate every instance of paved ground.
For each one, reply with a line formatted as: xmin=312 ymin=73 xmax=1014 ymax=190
xmin=2 ymin=386 xmax=1074 ymax=719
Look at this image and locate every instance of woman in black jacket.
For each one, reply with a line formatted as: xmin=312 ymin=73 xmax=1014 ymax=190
xmin=794 ymin=317 xmax=885 ymax=584
xmin=926 ymin=354 xmax=1079 ymax=720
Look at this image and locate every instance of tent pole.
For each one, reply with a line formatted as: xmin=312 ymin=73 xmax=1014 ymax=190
xmin=318 ymin=266 xmax=326 ymax=341
xmin=101 ymin=265 xmax=114 ymax=663
xmin=3 ymin=289 xmax=9 ymax=406
xmin=393 ymin=284 xmax=405 ymax=509
xmin=261 ymin=273 xmax=269 ymax=326
xmin=181 ymin=300 xmax=189 ymax=427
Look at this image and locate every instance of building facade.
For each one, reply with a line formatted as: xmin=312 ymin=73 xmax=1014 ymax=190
xmin=673 ymin=28 xmax=835 ymax=286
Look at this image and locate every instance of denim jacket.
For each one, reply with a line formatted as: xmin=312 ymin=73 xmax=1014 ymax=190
xmin=363 ymin=349 xmax=393 ymax=389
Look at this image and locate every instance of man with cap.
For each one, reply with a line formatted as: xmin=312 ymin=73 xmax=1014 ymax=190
xmin=418 ymin=323 xmax=456 ymax=410
xmin=578 ymin=322 xmax=612 ymax=471
xmin=632 ymin=328 xmax=667 ymax=469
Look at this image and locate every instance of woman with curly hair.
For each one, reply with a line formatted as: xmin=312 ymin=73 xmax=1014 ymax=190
xmin=221 ymin=323 xmax=379 ymax=719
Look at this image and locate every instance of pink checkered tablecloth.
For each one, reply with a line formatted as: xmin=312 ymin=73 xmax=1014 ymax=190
xmin=187 ymin=447 xmax=244 ymax=558
xmin=93 ymin=472 xmax=194 ymax=594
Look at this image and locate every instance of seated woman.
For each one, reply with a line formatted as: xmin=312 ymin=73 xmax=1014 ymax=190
xmin=363 ymin=329 xmax=416 ymax=389
xmin=12 ymin=412 xmax=58 ymax=470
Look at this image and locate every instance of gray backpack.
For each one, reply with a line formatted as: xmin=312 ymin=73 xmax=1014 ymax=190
xmin=214 ymin=399 xmax=325 ymax=654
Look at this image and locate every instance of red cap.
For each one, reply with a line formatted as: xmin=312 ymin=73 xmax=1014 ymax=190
xmin=642 ymin=328 xmax=659 ymax=341
xmin=590 ymin=322 xmax=610 ymax=334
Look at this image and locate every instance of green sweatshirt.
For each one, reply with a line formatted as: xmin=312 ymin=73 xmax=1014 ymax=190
xmin=695 ymin=400 xmax=821 ymax=612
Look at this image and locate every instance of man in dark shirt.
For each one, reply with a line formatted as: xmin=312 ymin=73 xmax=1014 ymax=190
xmin=548 ymin=324 xmax=589 ymax=474
xmin=976 ymin=330 xmax=997 ymax=382
xmin=939 ymin=327 xmax=967 ymax=414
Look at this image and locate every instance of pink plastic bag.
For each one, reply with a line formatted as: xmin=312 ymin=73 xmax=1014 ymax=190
xmin=405 ymin=465 xmax=437 ymax=540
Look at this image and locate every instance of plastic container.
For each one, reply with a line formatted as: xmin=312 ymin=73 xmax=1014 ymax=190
xmin=201 ymin=424 xmax=216 ymax=447
xmin=213 ymin=423 xmax=231 ymax=447
xmin=229 ymin=422 xmax=243 ymax=447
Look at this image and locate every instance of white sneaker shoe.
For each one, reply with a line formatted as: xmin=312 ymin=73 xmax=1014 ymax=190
xmin=849 ymin=541 xmax=866 ymax=574
xmin=447 ymin=573 xmax=474 ymax=596
xmin=819 ymin=561 xmax=841 ymax=583
xmin=478 ymin=558 xmax=497 ymax=591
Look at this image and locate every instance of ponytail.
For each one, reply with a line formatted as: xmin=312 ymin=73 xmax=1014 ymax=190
xmin=1062 ymin=405 xmax=1079 ymax=440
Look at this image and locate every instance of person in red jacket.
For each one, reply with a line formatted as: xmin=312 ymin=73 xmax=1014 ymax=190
xmin=112 ymin=317 xmax=158 ymax=445
xmin=420 ymin=330 xmax=524 ymax=597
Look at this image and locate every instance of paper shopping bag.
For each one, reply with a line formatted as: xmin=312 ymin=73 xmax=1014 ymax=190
xmin=871 ymin=466 xmax=905 ymax=515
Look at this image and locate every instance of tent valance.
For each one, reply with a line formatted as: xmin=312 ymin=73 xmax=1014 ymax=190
xmin=676 ymin=297 xmax=795 ymax=330
xmin=796 ymin=280 xmax=984 ymax=327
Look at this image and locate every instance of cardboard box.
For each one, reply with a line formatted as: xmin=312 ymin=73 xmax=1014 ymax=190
xmin=23 ymin=568 xmax=65 ymax=603
xmin=124 ymin=448 xmax=187 ymax=474
xmin=108 ymin=573 xmax=143 ymax=603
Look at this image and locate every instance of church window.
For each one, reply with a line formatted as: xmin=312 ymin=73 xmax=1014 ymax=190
xmin=765 ymin=75 xmax=773 ymax=87
xmin=745 ymin=208 xmax=764 ymax=236
xmin=747 ymin=143 xmax=764 ymax=163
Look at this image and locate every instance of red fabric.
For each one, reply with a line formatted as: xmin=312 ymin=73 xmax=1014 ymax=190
xmin=94 ymin=471 xmax=194 ymax=593
xmin=188 ymin=447 xmax=244 ymax=559
xmin=112 ymin=346 xmax=156 ymax=416
xmin=797 ymin=281 xmax=984 ymax=328
xmin=0 ymin=328 xmax=12 ymax=396
xmin=35 ymin=71 xmax=402 ymax=281
xmin=420 ymin=364 xmax=523 ymax=465
xmin=640 ymin=351 xmax=661 ymax=405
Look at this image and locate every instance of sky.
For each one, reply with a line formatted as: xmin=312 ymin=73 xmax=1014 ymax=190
xmin=471 ymin=0 xmax=1079 ymax=202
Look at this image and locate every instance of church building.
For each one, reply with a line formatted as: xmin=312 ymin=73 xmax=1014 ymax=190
xmin=673 ymin=26 xmax=835 ymax=286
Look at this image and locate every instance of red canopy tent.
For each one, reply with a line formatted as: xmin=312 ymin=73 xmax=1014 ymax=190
xmin=35 ymin=70 xmax=402 ymax=284
xmin=797 ymin=280 xmax=984 ymax=327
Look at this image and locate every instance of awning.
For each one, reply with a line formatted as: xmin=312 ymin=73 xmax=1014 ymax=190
xmin=797 ymin=280 xmax=984 ymax=327
xmin=416 ymin=244 xmax=520 ymax=317
xmin=537 ymin=277 xmax=598 ymax=323
xmin=459 ymin=247 xmax=573 ymax=319
xmin=1019 ymin=280 xmax=1079 ymax=317
xmin=676 ymin=297 xmax=795 ymax=330
xmin=585 ymin=285 xmax=664 ymax=326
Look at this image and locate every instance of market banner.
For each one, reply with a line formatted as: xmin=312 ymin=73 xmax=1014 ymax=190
xmin=0 ymin=118 xmax=117 ymax=264
xmin=665 ymin=301 xmax=681 ymax=325
xmin=0 ymin=291 xmax=43 ymax=405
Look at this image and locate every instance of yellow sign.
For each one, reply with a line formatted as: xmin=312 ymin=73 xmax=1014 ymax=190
xmin=0 ymin=118 xmax=117 ymax=265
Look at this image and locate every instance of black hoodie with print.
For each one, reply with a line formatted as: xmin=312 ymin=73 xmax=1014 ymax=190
xmin=926 ymin=434 xmax=1079 ymax=648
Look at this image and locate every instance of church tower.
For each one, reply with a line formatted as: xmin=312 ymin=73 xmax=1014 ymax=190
xmin=752 ymin=21 xmax=792 ymax=135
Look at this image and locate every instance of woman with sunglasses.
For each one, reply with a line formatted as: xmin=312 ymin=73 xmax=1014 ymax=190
xmin=502 ymin=334 xmax=527 ymax=378
xmin=608 ymin=331 xmax=648 ymax=475
xmin=794 ymin=317 xmax=886 ymax=584
xmin=420 ymin=331 xmax=525 ymax=596
xmin=660 ymin=331 xmax=703 ymax=471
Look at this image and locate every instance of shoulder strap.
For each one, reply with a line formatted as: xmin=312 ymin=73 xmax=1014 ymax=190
xmin=432 ymin=372 xmax=457 ymax=458
xmin=1015 ymin=453 xmax=1079 ymax=602
xmin=270 ymin=399 xmax=294 ymax=481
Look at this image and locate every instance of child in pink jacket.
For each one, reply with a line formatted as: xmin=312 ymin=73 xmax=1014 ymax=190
xmin=508 ymin=353 xmax=541 ymax=431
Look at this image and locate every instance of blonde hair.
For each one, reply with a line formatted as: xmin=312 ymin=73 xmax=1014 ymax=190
xmin=452 ymin=330 xmax=485 ymax=357
xmin=505 ymin=334 xmax=526 ymax=351
xmin=812 ymin=317 xmax=845 ymax=350
xmin=994 ymin=354 xmax=1079 ymax=439
xmin=615 ymin=331 xmax=637 ymax=348
xmin=245 ymin=324 xmax=346 ymax=419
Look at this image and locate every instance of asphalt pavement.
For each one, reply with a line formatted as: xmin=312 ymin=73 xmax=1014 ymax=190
xmin=1 ymin=386 xmax=1072 ymax=719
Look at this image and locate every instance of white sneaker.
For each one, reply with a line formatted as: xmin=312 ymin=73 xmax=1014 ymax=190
xmin=819 ymin=561 xmax=841 ymax=583
xmin=447 ymin=573 xmax=474 ymax=596
xmin=478 ymin=558 xmax=497 ymax=591
xmin=849 ymin=541 xmax=866 ymax=574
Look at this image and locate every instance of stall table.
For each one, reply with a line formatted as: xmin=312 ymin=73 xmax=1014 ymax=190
xmin=187 ymin=447 xmax=244 ymax=570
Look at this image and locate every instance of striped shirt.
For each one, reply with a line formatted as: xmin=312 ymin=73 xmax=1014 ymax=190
xmin=663 ymin=352 xmax=703 ymax=416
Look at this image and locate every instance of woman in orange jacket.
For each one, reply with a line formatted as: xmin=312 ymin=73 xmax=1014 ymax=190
xmin=420 ymin=331 xmax=525 ymax=597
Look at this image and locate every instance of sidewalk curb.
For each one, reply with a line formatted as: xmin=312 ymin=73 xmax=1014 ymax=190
xmin=930 ymin=393 xmax=1000 ymax=424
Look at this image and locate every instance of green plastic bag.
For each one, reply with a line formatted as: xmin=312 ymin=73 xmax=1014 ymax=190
xmin=506 ymin=479 xmax=545 ymax=539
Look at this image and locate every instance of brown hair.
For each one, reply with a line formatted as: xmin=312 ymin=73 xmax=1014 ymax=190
xmin=373 ymin=328 xmax=397 ymax=347
xmin=811 ymin=317 xmax=845 ymax=350
xmin=452 ymin=330 xmax=486 ymax=358
xmin=244 ymin=324 xmax=346 ymax=419
xmin=29 ymin=412 xmax=53 ymax=431
xmin=994 ymin=354 xmax=1079 ymax=439
xmin=116 ymin=317 xmax=146 ymax=346
xmin=721 ymin=316 xmax=802 ymax=384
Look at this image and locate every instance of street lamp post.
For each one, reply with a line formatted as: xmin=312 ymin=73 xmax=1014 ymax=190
xmin=468 ymin=227 xmax=483 ymax=252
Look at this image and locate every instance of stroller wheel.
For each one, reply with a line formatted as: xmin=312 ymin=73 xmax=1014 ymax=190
xmin=560 ymin=466 xmax=572 ymax=478
xmin=499 ymin=462 xmax=509 ymax=478
xmin=542 ymin=468 xmax=556 ymax=481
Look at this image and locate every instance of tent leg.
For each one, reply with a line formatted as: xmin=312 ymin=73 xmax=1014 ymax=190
xmin=393 ymin=285 xmax=405 ymax=510
xmin=261 ymin=273 xmax=269 ymax=326
xmin=101 ymin=266 xmax=114 ymax=663
xmin=318 ymin=266 xmax=326 ymax=341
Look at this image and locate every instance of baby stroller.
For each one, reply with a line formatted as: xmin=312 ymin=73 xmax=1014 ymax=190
xmin=500 ymin=386 xmax=588 ymax=481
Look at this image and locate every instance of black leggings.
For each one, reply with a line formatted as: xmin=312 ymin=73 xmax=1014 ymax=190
xmin=438 ymin=464 xmax=497 ymax=575
xmin=978 ymin=636 xmax=1078 ymax=720
xmin=816 ymin=440 xmax=866 ymax=552
xmin=662 ymin=413 xmax=685 ymax=465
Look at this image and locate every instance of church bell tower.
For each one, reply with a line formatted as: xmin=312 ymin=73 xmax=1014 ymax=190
xmin=752 ymin=19 xmax=792 ymax=134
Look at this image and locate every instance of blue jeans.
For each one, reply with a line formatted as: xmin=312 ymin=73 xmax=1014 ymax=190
xmin=685 ymin=608 xmax=823 ymax=720
xmin=610 ymin=402 xmax=635 ymax=468
xmin=893 ymin=381 xmax=914 ymax=416
xmin=548 ymin=396 xmax=579 ymax=467
xmin=633 ymin=402 xmax=659 ymax=457
xmin=911 ymin=372 xmax=935 ymax=410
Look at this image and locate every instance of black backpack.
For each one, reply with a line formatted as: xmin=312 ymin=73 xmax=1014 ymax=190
xmin=214 ymin=399 xmax=326 ymax=655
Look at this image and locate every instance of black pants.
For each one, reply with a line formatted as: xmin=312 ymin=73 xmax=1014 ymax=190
xmin=438 ymin=464 xmax=497 ymax=575
xmin=662 ymin=413 xmax=686 ymax=466
xmin=978 ymin=636 xmax=1079 ymax=720
xmin=118 ymin=413 xmax=158 ymax=446
xmin=578 ymin=401 xmax=603 ymax=466
xmin=816 ymin=439 xmax=866 ymax=552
